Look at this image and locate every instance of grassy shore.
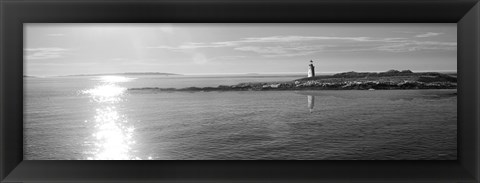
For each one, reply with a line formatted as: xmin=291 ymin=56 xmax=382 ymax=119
xmin=129 ymin=70 xmax=457 ymax=92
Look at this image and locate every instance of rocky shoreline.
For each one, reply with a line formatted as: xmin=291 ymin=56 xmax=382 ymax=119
xmin=129 ymin=70 xmax=457 ymax=92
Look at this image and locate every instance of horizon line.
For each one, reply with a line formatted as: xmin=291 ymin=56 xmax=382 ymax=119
xmin=25 ymin=69 xmax=457 ymax=78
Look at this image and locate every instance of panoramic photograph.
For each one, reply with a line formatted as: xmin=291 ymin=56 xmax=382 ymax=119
xmin=24 ymin=23 xmax=457 ymax=160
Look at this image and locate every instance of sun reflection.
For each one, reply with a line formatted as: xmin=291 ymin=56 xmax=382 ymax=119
xmin=308 ymin=95 xmax=315 ymax=113
xmin=82 ymin=75 xmax=142 ymax=160
xmin=87 ymin=106 xmax=137 ymax=160
xmin=82 ymin=75 xmax=135 ymax=103
xmin=83 ymin=84 xmax=126 ymax=103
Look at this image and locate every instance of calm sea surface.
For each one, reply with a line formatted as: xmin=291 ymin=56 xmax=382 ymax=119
xmin=24 ymin=75 xmax=457 ymax=160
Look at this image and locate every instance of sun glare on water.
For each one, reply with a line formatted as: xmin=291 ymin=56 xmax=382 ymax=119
xmin=82 ymin=76 xmax=135 ymax=103
xmin=82 ymin=75 xmax=147 ymax=160
xmin=87 ymin=106 xmax=137 ymax=160
xmin=83 ymin=85 xmax=126 ymax=103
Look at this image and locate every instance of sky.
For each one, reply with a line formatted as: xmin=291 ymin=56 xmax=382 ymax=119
xmin=24 ymin=23 xmax=457 ymax=76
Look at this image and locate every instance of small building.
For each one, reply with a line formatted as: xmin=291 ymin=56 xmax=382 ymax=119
xmin=308 ymin=60 xmax=315 ymax=77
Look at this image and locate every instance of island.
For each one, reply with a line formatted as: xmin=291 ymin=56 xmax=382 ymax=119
xmin=128 ymin=69 xmax=457 ymax=92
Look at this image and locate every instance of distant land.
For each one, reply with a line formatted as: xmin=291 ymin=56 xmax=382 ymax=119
xmin=62 ymin=72 xmax=180 ymax=77
xmin=129 ymin=70 xmax=457 ymax=92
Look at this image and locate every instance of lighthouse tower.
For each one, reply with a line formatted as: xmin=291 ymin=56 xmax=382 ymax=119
xmin=307 ymin=60 xmax=315 ymax=78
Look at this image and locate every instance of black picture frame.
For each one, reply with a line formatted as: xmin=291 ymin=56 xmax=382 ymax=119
xmin=1 ymin=0 xmax=479 ymax=182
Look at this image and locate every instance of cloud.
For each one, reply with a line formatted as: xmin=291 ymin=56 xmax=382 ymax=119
xmin=147 ymin=42 xmax=234 ymax=51
xmin=234 ymin=45 xmax=328 ymax=57
xmin=25 ymin=47 xmax=70 ymax=60
xmin=152 ymin=36 xmax=370 ymax=48
xmin=415 ymin=32 xmax=443 ymax=38
xmin=148 ymin=35 xmax=455 ymax=57
xmin=209 ymin=55 xmax=246 ymax=61
xmin=27 ymin=62 xmax=96 ymax=66
xmin=192 ymin=53 xmax=208 ymax=64
xmin=235 ymin=36 xmax=372 ymax=43
xmin=374 ymin=41 xmax=456 ymax=52
xmin=235 ymin=46 xmax=288 ymax=54
xmin=110 ymin=58 xmax=127 ymax=61
xmin=147 ymin=36 xmax=372 ymax=51
xmin=47 ymin=33 xmax=65 ymax=37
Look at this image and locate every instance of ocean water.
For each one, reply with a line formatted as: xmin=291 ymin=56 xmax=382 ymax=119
xmin=24 ymin=75 xmax=457 ymax=160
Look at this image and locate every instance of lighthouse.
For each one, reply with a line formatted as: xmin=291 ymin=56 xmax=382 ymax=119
xmin=307 ymin=60 xmax=315 ymax=78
